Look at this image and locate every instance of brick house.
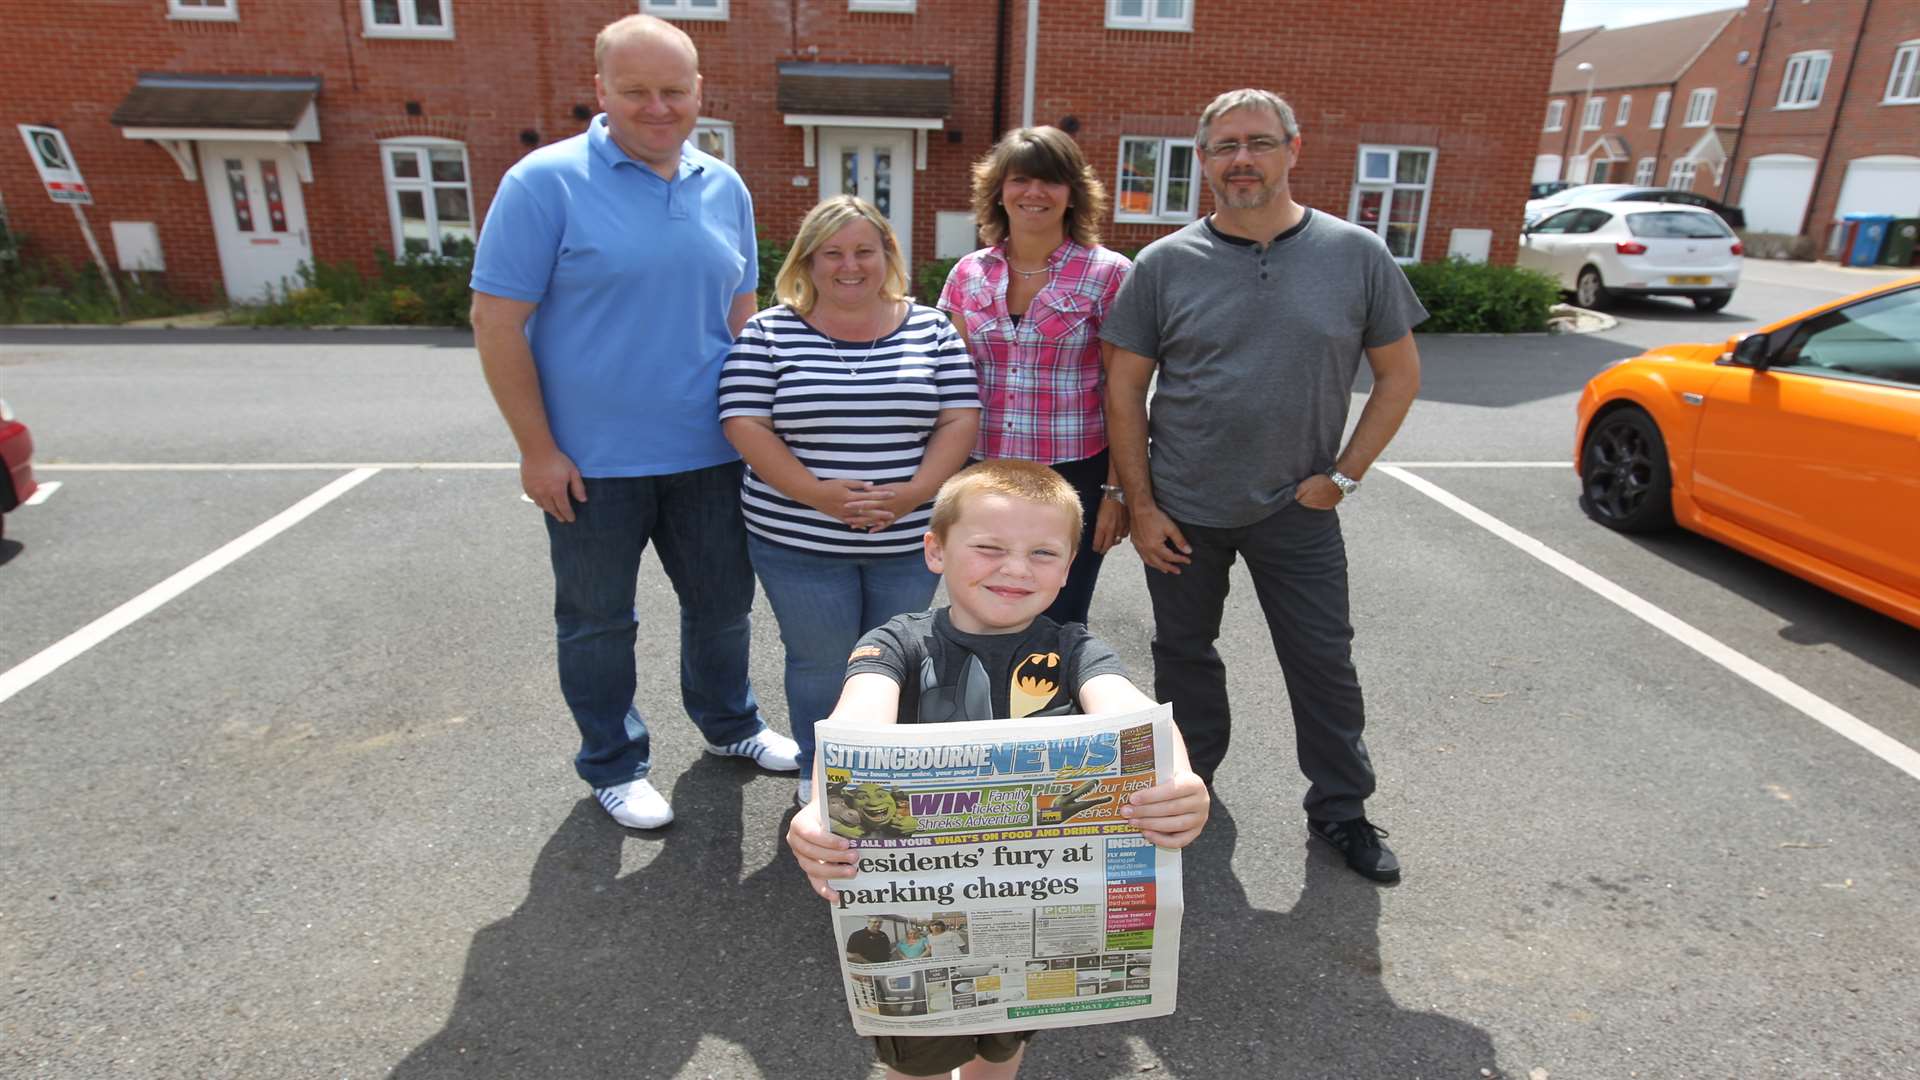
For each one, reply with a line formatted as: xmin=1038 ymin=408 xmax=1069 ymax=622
xmin=2 ymin=0 xmax=1559 ymax=306
xmin=1538 ymin=0 xmax=1920 ymax=254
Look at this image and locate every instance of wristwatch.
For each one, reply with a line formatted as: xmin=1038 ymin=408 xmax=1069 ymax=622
xmin=1327 ymin=469 xmax=1360 ymax=497
xmin=1099 ymin=483 xmax=1126 ymax=505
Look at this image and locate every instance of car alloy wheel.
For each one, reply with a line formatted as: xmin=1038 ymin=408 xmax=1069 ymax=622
xmin=1576 ymin=267 xmax=1610 ymax=310
xmin=1579 ymin=407 xmax=1674 ymax=532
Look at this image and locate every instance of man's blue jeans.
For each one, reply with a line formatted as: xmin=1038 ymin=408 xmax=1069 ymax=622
xmin=747 ymin=534 xmax=939 ymax=777
xmin=545 ymin=462 xmax=767 ymax=788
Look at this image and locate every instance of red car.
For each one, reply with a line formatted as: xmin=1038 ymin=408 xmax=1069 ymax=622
xmin=1 ymin=398 xmax=36 ymax=541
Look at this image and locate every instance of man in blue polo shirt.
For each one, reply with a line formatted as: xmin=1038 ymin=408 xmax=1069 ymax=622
xmin=470 ymin=13 xmax=798 ymax=830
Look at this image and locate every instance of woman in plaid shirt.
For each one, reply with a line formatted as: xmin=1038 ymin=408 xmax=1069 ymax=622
xmin=938 ymin=127 xmax=1134 ymax=626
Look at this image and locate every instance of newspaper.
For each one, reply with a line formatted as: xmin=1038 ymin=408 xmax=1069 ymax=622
xmin=814 ymin=705 xmax=1182 ymax=1036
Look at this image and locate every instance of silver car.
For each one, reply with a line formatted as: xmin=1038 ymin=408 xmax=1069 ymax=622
xmin=1518 ymin=201 xmax=1743 ymax=312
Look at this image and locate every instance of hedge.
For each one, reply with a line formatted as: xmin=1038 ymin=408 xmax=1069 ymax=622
xmin=1399 ymin=258 xmax=1561 ymax=333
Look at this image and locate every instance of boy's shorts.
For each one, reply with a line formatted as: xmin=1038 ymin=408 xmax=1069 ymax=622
xmin=872 ymin=1030 xmax=1035 ymax=1076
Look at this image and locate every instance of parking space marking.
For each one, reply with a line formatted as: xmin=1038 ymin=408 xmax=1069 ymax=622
xmin=1380 ymin=465 xmax=1920 ymax=784
xmin=1378 ymin=461 xmax=1569 ymax=468
xmin=0 ymin=468 xmax=380 ymax=708
xmin=22 ymin=481 xmax=61 ymax=505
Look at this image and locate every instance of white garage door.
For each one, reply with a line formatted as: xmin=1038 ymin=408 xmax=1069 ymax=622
xmin=1533 ymin=155 xmax=1563 ymax=183
xmin=1740 ymin=154 xmax=1817 ymax=234
xmin=1832 ymin=155 xmax=1920 ymax=220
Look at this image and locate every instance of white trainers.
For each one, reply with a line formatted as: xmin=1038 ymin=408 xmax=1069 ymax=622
xmin=705 ymin=728 xmax=801 ymax=772
xmin=796 ymin=778 xmax=815 ymax=807
xmin=593 ymin=778 xmax=673 ymax=829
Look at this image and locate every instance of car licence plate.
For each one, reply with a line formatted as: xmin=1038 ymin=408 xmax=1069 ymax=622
xmin=1669 ymin=275 xmax=1711 ymax=285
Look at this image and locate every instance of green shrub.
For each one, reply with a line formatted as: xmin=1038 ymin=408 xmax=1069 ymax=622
xmin=915 ymin=256 xmax=959 ymax=304
xmin=1400 ymin=258 xmax=1560 ymax=333
xmin=0 ymin=241 xmax=199 ymax=325
xmin=226 ymin=249 xmax=473 ymax=327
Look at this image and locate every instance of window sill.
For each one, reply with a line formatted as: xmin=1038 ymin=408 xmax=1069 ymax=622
xmin=1881 ymin=97 xmax=1920 ymax=106
xmin=1114 ymin=213 xmax=1195 ymax=225
xmin=1774 ymin=102 xmax=1821 ymax=110
xmin=647 ymin=9 xmax=729 ymax=20
xmin=167 ymin=10 xmax=239 ymax=20
xmin=1103 ymin=22 xmax=1193 ymax=32
xmin=365 ymin=26 xmax=455 ymax=39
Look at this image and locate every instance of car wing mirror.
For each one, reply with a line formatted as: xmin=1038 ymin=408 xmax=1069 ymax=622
xmin=1728 ymin=332 xmax=1771 ymax=371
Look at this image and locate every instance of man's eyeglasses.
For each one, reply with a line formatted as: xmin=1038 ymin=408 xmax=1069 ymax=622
xmin=1202 ymin=136 xmax=1288 ymax=159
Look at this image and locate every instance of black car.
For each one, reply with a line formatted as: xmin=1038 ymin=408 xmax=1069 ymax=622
xmin=1591 ymin=187 xmax=1746 ymax=230
xmin=1530 ymin=181 xmax=1572 ymax=200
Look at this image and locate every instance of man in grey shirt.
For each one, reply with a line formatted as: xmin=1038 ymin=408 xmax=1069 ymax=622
xmin=1101 ymin=88 xmax=1425 ymax=883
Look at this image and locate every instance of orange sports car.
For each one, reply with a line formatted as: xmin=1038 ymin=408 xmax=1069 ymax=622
xmin=1574 ymin=274 xmax=1920 ymax=629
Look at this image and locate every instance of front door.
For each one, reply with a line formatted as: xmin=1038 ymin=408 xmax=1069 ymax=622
xmin=818 ymin=128 xmax=915 ymax=269
xmin=199 ymin=141 xmax=311 ymax=302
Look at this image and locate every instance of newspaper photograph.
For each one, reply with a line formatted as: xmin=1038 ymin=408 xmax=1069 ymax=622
xmin=813 ymin=705 xmax=1182 ymax=1036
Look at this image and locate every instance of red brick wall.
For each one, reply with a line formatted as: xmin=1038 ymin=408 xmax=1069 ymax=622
xmin=1 ymin=0 xmax=1559 ymax=304
xmin=1660 ymin=8 xmax=1752 ymax=196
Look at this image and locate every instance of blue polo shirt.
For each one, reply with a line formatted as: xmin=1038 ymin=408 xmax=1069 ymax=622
xmin=471 ymin=115 xmax=758 ymax=477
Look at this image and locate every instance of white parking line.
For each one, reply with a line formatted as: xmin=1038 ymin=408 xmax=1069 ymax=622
xmin=1379 ymin=465 xmax=1920 ymax=784
xmin=1380 ymin=461 xmax=1569 ymax=468
xmin=0 ymin=468 xmax=380 ymax=707
xmin=22 ymin=481 xmax=61 ymax=505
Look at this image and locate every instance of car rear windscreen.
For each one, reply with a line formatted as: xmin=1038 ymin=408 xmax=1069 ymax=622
xmin=1626 ymin=211 xmax=1734 ymax=239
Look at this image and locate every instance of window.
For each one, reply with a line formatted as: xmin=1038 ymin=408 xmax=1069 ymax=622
xmin=1582 ymin=97 xmax=1605 ymax=130
xmin=1651 ymin=91 xmax=1671 ymax=128
xmin=362 ymin=0 xmax=451 ymax=38
xmin=1115 ymin=136 xmax=1198 ymax=222
xmin=1669 ymin=159 xmax=1698 ymax=189
xmin=641 ymin=0 xmax=726 ymax=20
xmin=693 ymin=120 xmax=733 ymax=165
xmin=1684 ymin=88 xmax=1716 ymax=126
xmin=1778 ymin=50 xmax=1831 ymax=109
xmin=1106 ymin=0 xmax=1192 ymax=32
xmin=1615 ymin=95 xmax=1632 ymax=126
xmin=1886 ymin=41 xmax=1920 ymax=103
xmin=167 ymin=0 xmax=236 ymax=20
xmin=380 ymin=140 xmax=476 ymax=258
xmin=849 ymin=0 xmax=915 ymax=9
xmin=1634 ymin=157 xmax=1656 ymax=185
xmin=1776 ymin=287 xmax=1920 ymax=388
xmin=1348 ymin=145 xmax=1435 ymax=262
xmin=1544 ymin=100 xmax=1566 ymax=131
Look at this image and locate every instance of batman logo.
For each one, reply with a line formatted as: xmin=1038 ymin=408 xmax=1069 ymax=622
xmin=1010 ymin=651 xmax=1064 ymax=718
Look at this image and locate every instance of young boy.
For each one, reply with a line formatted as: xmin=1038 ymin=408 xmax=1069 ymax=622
xmin=787 ymin=459 xmax=1210 ymax=1080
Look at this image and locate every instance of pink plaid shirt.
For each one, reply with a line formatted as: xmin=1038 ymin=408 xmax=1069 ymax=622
xmin=938 ymin=239 xmax=1132 ymax=464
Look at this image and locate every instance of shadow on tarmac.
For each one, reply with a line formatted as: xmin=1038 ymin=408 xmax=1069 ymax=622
xmin=0 ymin=327 xmax=475 ymax=348
xmin=391 ymin=777 xmax=1496 ymax=1080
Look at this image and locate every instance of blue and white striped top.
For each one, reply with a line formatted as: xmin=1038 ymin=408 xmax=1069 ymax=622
xmin=719 ymin=303 xmax=981 ymax=556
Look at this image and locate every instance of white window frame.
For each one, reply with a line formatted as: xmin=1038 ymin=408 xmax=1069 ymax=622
xmin=1114 ymin=136 xmax=1198 ymax=223
xmin=167 ymin=0 xmax=237 ymax=21
xmin=692 ymin=119 xmax=734 ymax=165
xmin=1777 ymin=50 xmax=1831 ymax=109
xmin=1684 ymin=88 xmax=1716 ymax=126
xmin=849 ymin=0 xmax=916 ymax=10
xmin=379 ymin=137 xmax=477 ymax=259
xmin=1668 ymin=159 xmax=1698 ymax=189
xmin=1885 ymin=41 xmax=1920 ymax=104
xmin=1582 ymin=96 xmax=1605 ymax=130
xmin=1651 ymin=90 xmax=1671 ymax=128
xmin=1615 ymin=95 xmax=1632 ymax=126
xmin=1105 ymin=0 xmax=1193 ymax=32
xmin=641 ymin=0 xmax=727 ymax=21
xmin=361 ymin=0 xmax=453 ymax=39
xmin=1633 ymin=157 xmax=1656 ymax=186
xmin=1544 ymin=100 xmax=1566 ymax=131
xmin=1347 ymin=144 xmax=1436 ymax=265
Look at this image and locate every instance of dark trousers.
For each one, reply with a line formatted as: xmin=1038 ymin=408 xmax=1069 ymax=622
xmin=1142 ymin=501 xmax=1375 ymax=820
xmin=1041 ymin=448 xmax=1109 ymax=628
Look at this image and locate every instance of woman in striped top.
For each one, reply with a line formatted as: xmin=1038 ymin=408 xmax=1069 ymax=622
xmin=720 ymin=196 xmax=980 ymax=801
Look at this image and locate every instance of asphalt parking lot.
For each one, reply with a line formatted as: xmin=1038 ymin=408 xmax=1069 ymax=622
xmin=2 ymin=264 xmax=1916 ymax=1079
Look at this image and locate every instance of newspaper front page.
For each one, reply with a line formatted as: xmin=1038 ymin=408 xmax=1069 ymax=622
xmin=814 ymin=705 xmax=1182 ymax=1036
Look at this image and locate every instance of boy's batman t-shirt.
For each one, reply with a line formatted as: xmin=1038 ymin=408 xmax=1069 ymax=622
xmin=845 ymin=608 xmax=1130 ymax=725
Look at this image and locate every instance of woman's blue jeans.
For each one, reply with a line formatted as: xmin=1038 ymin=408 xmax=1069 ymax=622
xmin=545 ymin=463 xmax=768 ymax=788
xmin=747 ymin=534 xmax=939 ymax=776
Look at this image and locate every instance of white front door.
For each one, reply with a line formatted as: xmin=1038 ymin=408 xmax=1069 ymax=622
xmin=818 ymin=128 xmax=915 ymax=269
xmin=199 ymin=141 xmax=311 ymax=302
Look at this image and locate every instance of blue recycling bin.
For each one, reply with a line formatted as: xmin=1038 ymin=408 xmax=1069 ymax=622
xmin=1842 ymin=213 xmax=1895 ymax=267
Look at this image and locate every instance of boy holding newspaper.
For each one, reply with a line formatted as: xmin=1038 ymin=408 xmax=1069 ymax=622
xmin=788 ymin=459 xmax=1210 ymax=1080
